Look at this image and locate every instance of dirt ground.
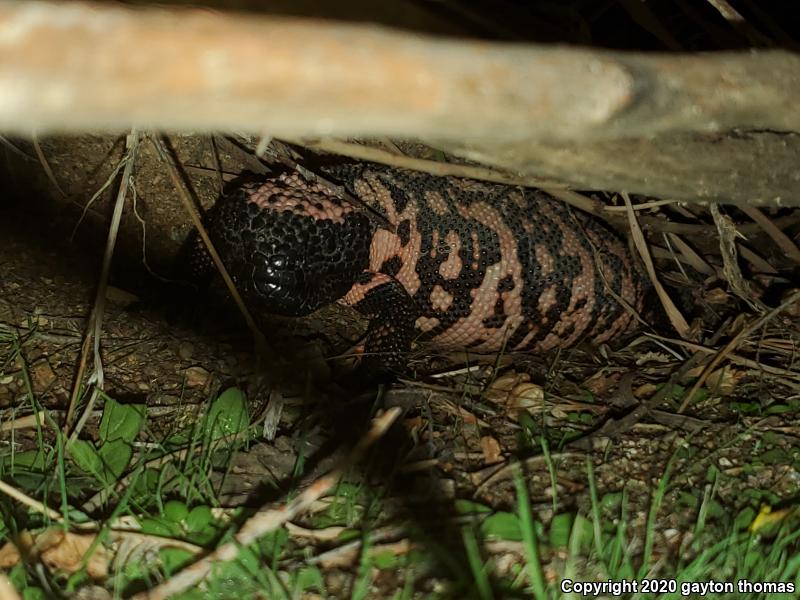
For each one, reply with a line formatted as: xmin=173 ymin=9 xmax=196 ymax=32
xmin=2 ymin=131 xmax=800 ymax=596
xmin=2 ymin=0 xmax=800 ymax=596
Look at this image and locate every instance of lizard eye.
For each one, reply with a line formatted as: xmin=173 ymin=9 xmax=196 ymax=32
xmin=250 ymin=253 xmax=314 ymax=316
xmin=252 ymin=253 xmax=292 ymax=294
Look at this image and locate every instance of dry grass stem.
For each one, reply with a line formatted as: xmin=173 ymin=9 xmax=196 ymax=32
xmin=65 ymin=130 xmax=138 ymax=436
xmin=740 ymin=206 xmax=800 ymax=265
xmin=624 ymin=192 xmax=691 ymax=339
xmin=0 ymin=479 xmax=63 ymax=522
xmin=679 ymin=290 xmax=800 ymax=412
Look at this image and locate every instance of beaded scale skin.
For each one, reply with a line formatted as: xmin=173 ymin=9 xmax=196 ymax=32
xmin=180 ymin=164 xmax=646 ymax=371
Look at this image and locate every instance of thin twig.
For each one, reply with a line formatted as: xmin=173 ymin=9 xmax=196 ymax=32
xmin=149 ymin=134 xmax=265 ymax=348
xmin=603 ymin=199 xmax=680 ymax=212
xmin=705 ymin=0 xmax=772 ymax=46
xmin=291 ymin=138 xmax=567 ymax=191
xmin=0 ymin=410 xmax=50 ymax=432
xmin=0 ymin=135 xmax=37 ymax=161
xmin=208 ymin=135 xmax=225 ymax=195
xmin=569 ymin=357 xmax=706 ymax=448
xmin=740 ymin=205 xmax=800 ymax=265
xmin=473 ymin=452 xmax=583 ymax=495
xmin=289 ymin=138 xmax=614 ymax=224
xmin=129 ymin=175 xmax=170 ymax=282
xmin=31 ymin=134 xmax=67 ymax=198
xmin=644 ymin=333 xmax=800 ymax=380
xmin=664 ymin=233 xmax=715 ymax=276
xmin=0 ymin=478 xmax=63 ymax=522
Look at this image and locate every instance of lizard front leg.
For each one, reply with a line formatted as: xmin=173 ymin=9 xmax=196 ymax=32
xmin=343 ymin=272 xmax=419 ymax=374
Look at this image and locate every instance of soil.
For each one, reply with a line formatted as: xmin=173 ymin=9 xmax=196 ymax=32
xmin=2 ymin=1 xmax=800 ymax=595
xmin=2 ymin=131 xmax=799 ymax=596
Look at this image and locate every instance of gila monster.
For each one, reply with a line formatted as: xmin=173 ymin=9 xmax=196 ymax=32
xmin=181 ymin=164 xmax=646 ymax=371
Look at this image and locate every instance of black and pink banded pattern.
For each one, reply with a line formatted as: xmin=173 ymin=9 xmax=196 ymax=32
xmin=184 ymin=164 xmax=646 ymax=370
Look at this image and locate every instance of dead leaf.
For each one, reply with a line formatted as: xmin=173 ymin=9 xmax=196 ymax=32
xmin=583 ymin=371 xmax=621 ymax=396
xmin=480 ymin=436 xmax=502 ymax=464
xmin=486 ymin=371 xmax=544 ymax=409
xmin=184 ymin=366 xmax=210 ymax=388
xmin=32 ymin=360 xmax=57 ymax=392
xmin=635 ymin=383 xmax=658 ymax=398
xmin=0 ymin=531 xmax=35 ymax=569
xmin=749 ymin=505 xmax=794 ymax=533
xmin=507 ymin=382 xmax=545 ymax=410
xmin=0 ymin=573 xmax=21 ymax=600
xmin=104 ymin=286 xmax=139 ymax=306
xmin=685 ymin=365 xmax=705 ymax=379
xmin=36 ymin=529 xmax=110 ymax=580
xmin=634 ymin=351 xmax=675 ymax=366
xmin=0 ymin=529 xmax=109 ymax=580
xmin=402 ymin=416 xmax=426 ymax=432
xmin=485 ymin=371 xmax=531 ymax=403
xmin=703 ymin=288 xmax=731 ymax=304
xmin=624 ymin=192 xmax=691 ymax=339
xmin=705 ymin=366 xmax=741 ymax=396
xmin=780 ymin=289 xmax=800 ymax=318
xmin=0 ymin=542 xmax=22 ymax=569
xmin=485 ymin=370 xmax=545 ymax=417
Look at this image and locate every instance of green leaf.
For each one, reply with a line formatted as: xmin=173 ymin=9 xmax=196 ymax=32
xmin=335 ymin=528 xmax=361 ymax=543
xmin=744 ymin=549 xmax=761 ymax=570
xmin=4 ymin=450 xmax=47 ymax=471
xmin=131 ymin=468 xmax=161 ymax=502
xmin=735 ymin=507 xmax=757 ymax=531
xmin=139 ymin=517 xmax=177 ymax=537
xmin=163 ymin=500 xmax=189 ymax=523
xmin=99 ymin=397 xmax=145 ymax=444
xmin=705 ymin=500 xmax=725 ymax=520
xmin=730 ymin=401 xmax=760 ymax=414
xmin=68 ymin=440 xmax=104 ymax=479
xmin=186 ymin=505 xmax=214 ymax=532
xmin=372 ymin=550 xmax=400 ymax=569
xmin=258 ymin=529 xmax=289 ymax=557
xmin=759 ymin=448 xmax=790 ymax=465
xmin=454 ymin=499 xmax=492 ymax=515
xmin=22 ymin=588 xmax=47 ymax=600
xmin=600 ymin=492 xmax=623 ymax=511
xmin=206 ymin=387 xmax=249 ymax=438
xmin=160 ymin=547 xmax=194 ymax=575
xmin=294 ymin=566 xmax=325 ymax=594
xmin=480 ymin=512 xmax=522 ymax=541
xmin=222 ymin=546 xmax=260 ymax=576
xmin=97 ymin=439 xmax=133 ymax=480
xmin=549 ymin=513 xmax=574 ymax=548
xmin=571 ymin=514 xmax=594 ymax=551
